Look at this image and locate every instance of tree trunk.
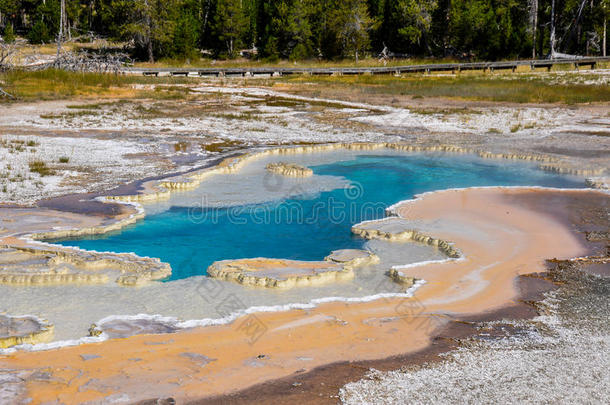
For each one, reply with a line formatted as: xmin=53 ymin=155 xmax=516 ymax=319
xmin=549 ymin=0 xmax=556 ymax=57
xmin=89 ymin=0 xmax=94 ymax=30
xmin=202 ymin=0 xmax=212 ymax=37
xmin=602 ymin=11 xmax=607 ymax=57
xmin=56 ymin=0 xmax=65 ymax=57
xmin=144 ymin=0 xmax=154 ymax=62
xmin=147 ymin=38 xmax=154 ymax=63
xmin=531 ymin=0 xmax=538 ymax=58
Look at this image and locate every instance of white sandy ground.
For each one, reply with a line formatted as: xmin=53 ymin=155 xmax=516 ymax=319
xmin=0 ymin=85 xmax=393 ymax=139
xmin=502 ymin=68 xmax=610 ymax=86
xmin=0 ymin=89 xmax=388 ymax=205
xmin=0 ymin=73 xmax=609 ymax=205
xmin=352 ymin=106 xmax=609 ymax=137
xmin=194 ymin=83 xmax=610 ymax=138
xmin=0 ymin=135 xmax=162 ymax=204
xmin=340 ymin=288 xmax=610 ymax=405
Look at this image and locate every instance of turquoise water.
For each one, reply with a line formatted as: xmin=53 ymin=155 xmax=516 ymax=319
xmin=52 ymin=153 xmax=583 ymax=280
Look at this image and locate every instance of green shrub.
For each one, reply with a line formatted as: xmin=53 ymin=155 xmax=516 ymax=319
xmin=2 ymin=23 xmax=15 ymax=44
xmin=172 ymin=14 xmax=200 ymax=60
xmin=262 ymin=37 xmax=280 ymax=62
xmin=289 ymin=43 xmax=311 ymax=61
xmin=28 ymin=20 xmax=53 ymax=44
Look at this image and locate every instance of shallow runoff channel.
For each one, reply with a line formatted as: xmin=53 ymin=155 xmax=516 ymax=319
xmin=1 ymin=149 xmax=584 ymax=342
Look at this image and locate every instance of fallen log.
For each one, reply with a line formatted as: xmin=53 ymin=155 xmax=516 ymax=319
xmin=0 ymin=87 xmax=15 ymax=99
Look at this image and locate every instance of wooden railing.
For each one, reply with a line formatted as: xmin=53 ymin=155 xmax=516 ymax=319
xmin=124 ymin=56 xmax=610 ymax=77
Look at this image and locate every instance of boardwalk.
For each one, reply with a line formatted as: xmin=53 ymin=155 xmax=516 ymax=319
xmin=125 ymin=56 xmax=610 ymax=78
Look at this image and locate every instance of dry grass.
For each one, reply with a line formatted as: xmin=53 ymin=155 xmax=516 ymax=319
xmin=0 ymin=138 xmax=38 ymax=153
xmin=28 ymin=160 xmax=54 ymax=176
xmin=0 ymin=69 xmax=197 ymax=102
xmin=200 ymin=140 xmax=245 ymax=152
xmin=2 ymin=62 xmax=608 ymax=107
xmin=174 ymin=142 xmax=188 ymax=152
xmin=278 ymin=73 xmax=610 ymax=104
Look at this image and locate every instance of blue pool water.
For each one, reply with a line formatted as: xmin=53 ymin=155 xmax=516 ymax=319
xmin=52 ymin=153 xmax=583 ymax=280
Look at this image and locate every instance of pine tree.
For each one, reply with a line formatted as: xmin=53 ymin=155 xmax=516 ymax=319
xmin=1 ymin=0 xmax=607 ymax=61
xmin=173 ymin=13 xmax=199 ymax=59
xmin=261 ymin=0 xmax=313 ymax=60
xmin=384 ymin=0 xmax=437 ymax=54
xmin=2 ymin=22 xmax=15 ymax=43
xmin=214 ymin=0 xmax=248 ymax=57
xmin=332 ymin=0 xmax=373 ymax=61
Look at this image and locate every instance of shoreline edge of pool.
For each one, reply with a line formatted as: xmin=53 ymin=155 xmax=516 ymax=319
xmin=0 ymin=142 xmax=607 ymax=403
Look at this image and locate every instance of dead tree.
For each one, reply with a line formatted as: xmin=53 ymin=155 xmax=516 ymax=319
xmin=143 ymin=0 xmax=154 ymax=63
xmin=550 ymin=0 xmax=557 ymax=57
xmin=530 ymin=0 xmax=538 ymax=58
xmin=602 ymin=3 xmax=608 ymax=57
xmin=548 ymin=0 xmax=592 ymax=58
xmin=0 ymin=43 xmax=16 ymax=99
xmin=556 ymin=0 xmax=588 ymax=54
xmin=57 ymin=0 xmax=67 ymax=57
xmin=603 ymin=5 xmax=607 ymax=58
xmin=201 ymin=0 xmax=213 ymax=40
xmin=0 ymin=86 xmax=14 ymax=98
xmin=0 ymin=42 xmax=17 ymax=71
xmin=46 ymin=50 xmax=130 ymax=74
